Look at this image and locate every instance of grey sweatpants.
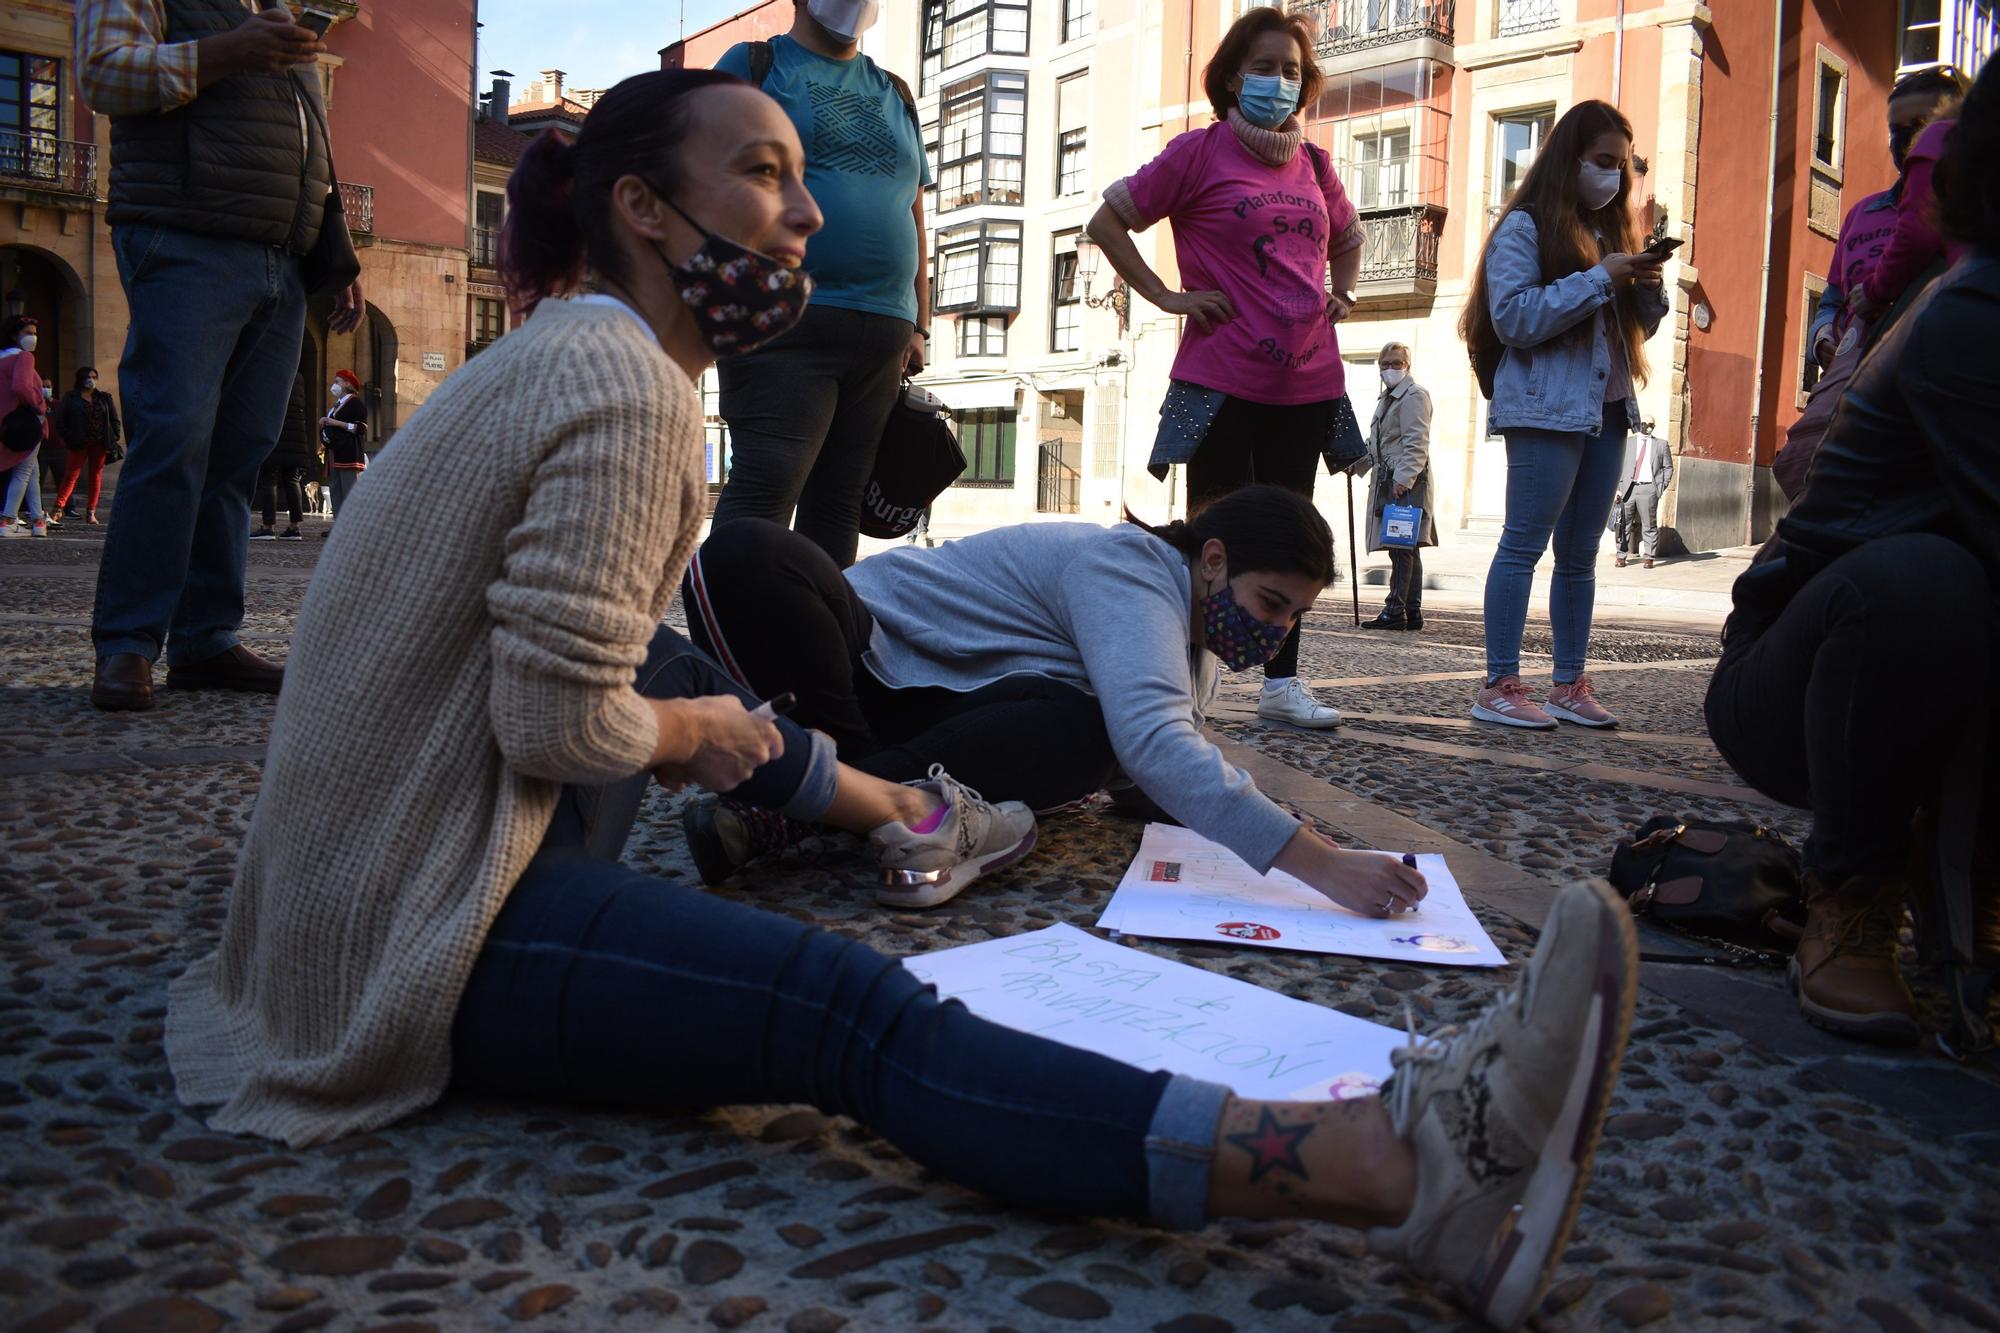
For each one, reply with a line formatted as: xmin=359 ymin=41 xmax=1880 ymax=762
xmin=1618 ymin=480 xmax=1661 ymax=560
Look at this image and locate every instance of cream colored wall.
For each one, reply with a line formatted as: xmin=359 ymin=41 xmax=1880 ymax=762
xmin=348 ymin=240 xmax=473 ymax=430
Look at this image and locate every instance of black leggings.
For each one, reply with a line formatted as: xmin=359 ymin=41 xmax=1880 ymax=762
xmin=1186 ymin=395 xmax=1330 ymax=680
xmin=258 ymin=464 xmax=304 ymax=527
xmin=685 ymin=520 xmax=1119 ymax=812
xmin=1705 ymin=533 xmax=1994 ymax=891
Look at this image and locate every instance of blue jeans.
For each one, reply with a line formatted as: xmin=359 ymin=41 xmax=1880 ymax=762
xmin=1484 ymin=403 xmax=1627 ymax=683
xmin=92 ymin=226 xmax=306 ymax=666
xmin=4 ymin=445 xmax=43 ymax=523
xmin=451 ymin=627 xmax=1228 ymax=1228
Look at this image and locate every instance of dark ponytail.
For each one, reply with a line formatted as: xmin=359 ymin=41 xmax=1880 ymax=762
xmin=500 ymin=68 xmax=742 ymax=318
xmin=1124 ymin=484 xmax=1335 ymax=586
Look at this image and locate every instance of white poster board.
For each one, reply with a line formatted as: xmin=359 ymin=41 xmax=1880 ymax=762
xmin=901 ymin=923 xmax=1405 ymax=1102
xmin=1097 ymin=823 xmax=1507 ymax=968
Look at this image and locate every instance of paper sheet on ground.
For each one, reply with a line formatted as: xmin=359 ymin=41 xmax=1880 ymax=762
xmin=1097 ymin=823 xmax=1507 ymax=968
xmin=901 ymin=923 xmax=1405 ymax=1101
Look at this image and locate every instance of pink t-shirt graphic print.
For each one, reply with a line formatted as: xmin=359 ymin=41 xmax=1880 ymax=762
xmin=1113 ymin=122 xmax=1358 ymax=406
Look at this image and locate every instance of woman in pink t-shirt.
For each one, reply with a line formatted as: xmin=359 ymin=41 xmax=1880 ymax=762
xmin=1087 ymin=6 xmax=1363 ymax=732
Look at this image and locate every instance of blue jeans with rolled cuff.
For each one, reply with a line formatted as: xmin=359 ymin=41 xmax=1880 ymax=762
xmin=450 ymin=624 xmax=1229 ymax=1228
xmin=1483 ymin=402 xmax=1628 ymax=683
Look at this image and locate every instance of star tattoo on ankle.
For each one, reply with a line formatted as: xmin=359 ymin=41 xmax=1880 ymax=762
xmin=1225 ymin=1107 xmax=1315 ymax=1182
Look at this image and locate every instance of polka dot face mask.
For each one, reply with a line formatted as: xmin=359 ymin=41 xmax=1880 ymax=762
xmin=1200 ymin=582 xmax=1290 ymax=671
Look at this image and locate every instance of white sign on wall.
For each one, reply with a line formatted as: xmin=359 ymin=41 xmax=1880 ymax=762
xmin=422 ymin=351 xmax=447 ymax=373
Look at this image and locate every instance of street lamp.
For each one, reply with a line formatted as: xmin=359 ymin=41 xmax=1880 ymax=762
xmin=1072 ymin=234 xmax=1130 ymax=337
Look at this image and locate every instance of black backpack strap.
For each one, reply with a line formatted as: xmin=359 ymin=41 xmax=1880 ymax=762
xmin=881 ymin=67 xmax=922 ymax=137
xmin=746 ymin=40 xmax=774 ymax=89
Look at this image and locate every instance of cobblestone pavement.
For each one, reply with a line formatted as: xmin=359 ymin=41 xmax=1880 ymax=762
xmin=3 ymin=525 xmax=1999 ymax=1333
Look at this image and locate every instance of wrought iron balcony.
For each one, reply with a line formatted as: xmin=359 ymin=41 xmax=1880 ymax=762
xmin=338 ymin=180 xmax=374 ymax=236
xmin=1354 ymin=202 xmax=1444 ymax=299
xmin=0 ymin=132 xmax=97 ymax=205
xmin=1289 ymin=0 xmax=1453 ymax=56
xmin=1497 ymin=0 xmax=1561 ymax=38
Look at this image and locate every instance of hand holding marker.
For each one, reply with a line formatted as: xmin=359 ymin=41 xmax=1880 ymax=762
xmin=750 ymin=692 xmax=797 ymax=724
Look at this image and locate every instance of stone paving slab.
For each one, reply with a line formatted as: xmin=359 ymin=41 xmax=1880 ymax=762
xmin=4 ymin=539 xmax=2000 ymax=1332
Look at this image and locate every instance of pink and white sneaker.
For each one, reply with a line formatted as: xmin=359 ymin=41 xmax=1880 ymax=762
xmin=1546 ymin=675 xmax=1618 ymax=728
xmin=1471 ymin=675 xmax=1557 ymax=730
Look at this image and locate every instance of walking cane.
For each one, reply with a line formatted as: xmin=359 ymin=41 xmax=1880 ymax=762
xmin=1344 ymin=473 xmax=1361 ymax=626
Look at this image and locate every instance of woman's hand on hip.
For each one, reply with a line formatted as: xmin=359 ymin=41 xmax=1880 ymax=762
xmin=651 ymin=696 xmax=783 ymax=794
xmin=1157 ymin=289 xmax=1238 ymax=333
xmin=1325 ymin=291 xmax=1355 ymax=324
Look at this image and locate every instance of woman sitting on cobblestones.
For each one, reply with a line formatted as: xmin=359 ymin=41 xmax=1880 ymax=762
xmin=163 ymin=70 xmax=1639 ymax=1333
xmin=1706 ymin=58 xmax=2000 ymax=1046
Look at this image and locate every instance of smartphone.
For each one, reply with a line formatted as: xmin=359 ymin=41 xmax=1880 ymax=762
xmin=1641 ymin=236 xmax=1684 ymax=260
xmin=298 ymin=7 xmax=336 ymax=37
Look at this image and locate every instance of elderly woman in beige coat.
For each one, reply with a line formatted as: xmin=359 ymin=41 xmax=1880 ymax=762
xmin=1360 ymin=343 xmax=1437 ymax=630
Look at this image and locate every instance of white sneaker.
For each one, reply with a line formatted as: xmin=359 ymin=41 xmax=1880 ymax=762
xmin=0 ymin=522 xmax=25 ymax=538
xmin=1365 ymin=881 xmax=1639 ymax=1331
xmin=871 ymin=765 xmax=1038 ymax=909
xmin=1257 ymin=677 xmax=1341 ymax=728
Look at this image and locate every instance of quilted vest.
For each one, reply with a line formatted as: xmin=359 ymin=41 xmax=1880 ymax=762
xmin=107 ymin=0 xmax=334 ymax=253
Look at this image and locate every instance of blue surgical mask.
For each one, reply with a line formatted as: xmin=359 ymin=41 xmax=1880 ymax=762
xmin=1236 ymin=74 xmax=1301 ymax=130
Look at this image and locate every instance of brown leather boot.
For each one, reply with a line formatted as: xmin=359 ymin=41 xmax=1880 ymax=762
xmin=1788 ymin=870 xmax=1920 ymax=1044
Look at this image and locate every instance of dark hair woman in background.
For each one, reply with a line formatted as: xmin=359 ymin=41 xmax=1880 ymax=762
xmin=56 ymin=367 xmax=122 ymax=524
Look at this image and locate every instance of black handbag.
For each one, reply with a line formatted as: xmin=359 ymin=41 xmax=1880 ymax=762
xmin=858 ymin=382 xmax=966 ymax=540
xmin=300 ymin=189 xmax=361 ymax=298
xmin=1607 ymin=816 xmax=1807 ymax=964
xmin=296 ymin=76 xmax=361 ymax=299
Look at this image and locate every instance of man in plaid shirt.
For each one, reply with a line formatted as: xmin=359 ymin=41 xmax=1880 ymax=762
xmin=78 ymin=0 xmax=363 ymax=711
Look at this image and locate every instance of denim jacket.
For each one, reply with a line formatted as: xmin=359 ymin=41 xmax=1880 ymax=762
xmin=1483 ymin=210 xmax=1669 ymax=434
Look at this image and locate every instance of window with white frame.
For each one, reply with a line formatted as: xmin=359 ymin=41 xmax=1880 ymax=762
xmin=1497 ymin=0 xmax=1561 ymax=38
xmin=1812 ymin=47 xmax=1847 ymax=176
xmin=1055 ymin=72 xmax=1088 ymax=196
xmin=958 ymin=314 xmax=1008 ymax=356
xmin=474 ymin=191 xmax=503 ymax=267
xmin=937 ymin=72 xmax=1026 ymax=212
xmin=1050 ymin=230 xmax=1081 ymax=353
xmin=1898 ymin=0 xmax=1997 ymax=73
xmin=934 ymin=220 xmax=1023 ymax=313
xmin=1062 ymin=0 xmax=1093 ymax=42
xmin=1354 ymin=129 xmax=1411 ymax=209
xmin=920 ymin=0 xmax=1030 ymax=86
xmin=471 ymin=296 xmax=505 ymax=348
xmin=1492 ymin=107 xmax=1555 ymax=209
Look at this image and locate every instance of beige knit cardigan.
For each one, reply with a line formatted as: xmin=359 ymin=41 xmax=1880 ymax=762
xmin=166 ymin=299 xmax=707 ymax=1147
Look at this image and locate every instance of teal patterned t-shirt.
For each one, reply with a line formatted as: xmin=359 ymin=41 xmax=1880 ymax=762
xmin=715 ymin=36 xmax=929 ymax=323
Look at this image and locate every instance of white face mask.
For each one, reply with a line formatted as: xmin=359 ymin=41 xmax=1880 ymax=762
xmin=18 ymin=334 xmax=36 ymax=353
xmin=807 ymin=0 xmax=880 ymax=40
xmin=84 ymin=379 xmax=97 ymax=391
xmin=1381 ymin=367 xmax=1406 ymax=387
xmin=331 ymin=384 xmax=347 ymax=399
xmin=1577 ymin=160 xmax=1623 ymax=211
